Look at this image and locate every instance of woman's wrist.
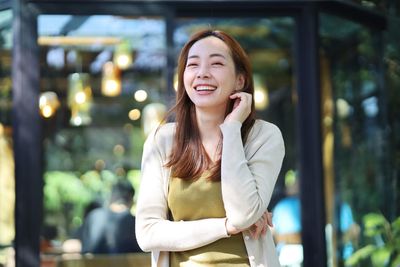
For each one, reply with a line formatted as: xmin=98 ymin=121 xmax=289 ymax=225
xmin=225 ymin=218 xmax=240 ymax=236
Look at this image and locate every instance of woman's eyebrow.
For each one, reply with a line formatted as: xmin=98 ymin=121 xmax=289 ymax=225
xmin=187 ymin=53 xmax=226 ymax=59
xmin=209 ymin=53 xmax=226 ymax=59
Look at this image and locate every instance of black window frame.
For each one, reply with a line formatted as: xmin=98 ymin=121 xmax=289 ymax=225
xmin=11 ymin=1 xmax=386 ymax=267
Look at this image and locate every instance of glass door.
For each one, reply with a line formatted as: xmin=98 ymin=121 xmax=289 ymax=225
xmin=38 ymin=14 xmax=167 ymax=266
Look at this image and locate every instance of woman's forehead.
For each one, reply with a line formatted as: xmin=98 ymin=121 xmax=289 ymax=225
xmin=188 ymin=36 xmax=231 ymax=57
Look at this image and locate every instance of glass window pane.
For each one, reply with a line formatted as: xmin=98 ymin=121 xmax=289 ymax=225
xmin=320 ymin=13 xmax=391 ymax=267
xmin=38 ymin=14 xmax=165 ymax=263
xmin=0 ymin=8 xmax=14 ymax=267
xmin=174 ymin=18 xmax=300 ymax=266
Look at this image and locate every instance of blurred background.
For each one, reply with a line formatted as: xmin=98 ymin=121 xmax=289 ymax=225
xmin=0 ymin=0 xmax=399 ymax=267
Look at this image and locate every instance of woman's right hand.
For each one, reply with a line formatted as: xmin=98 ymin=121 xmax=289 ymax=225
xmin=248 ymin=211 xmax=273 ymax=239
xmin=224 ymin=92 xmax=252 ymax=124
xmin=225 ymin=210 xmax=273 ymax=238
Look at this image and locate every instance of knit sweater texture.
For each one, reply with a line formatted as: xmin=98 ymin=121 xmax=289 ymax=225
xmin=136 ymin=120 xmax=285 ymax=267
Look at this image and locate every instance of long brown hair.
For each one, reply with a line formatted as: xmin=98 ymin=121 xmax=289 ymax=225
xmin=165 ymin=29 xmax=255 ymax=181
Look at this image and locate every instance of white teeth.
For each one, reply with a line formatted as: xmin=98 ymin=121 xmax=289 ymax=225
xmin=195 ymin=86 xmax=216 ymax=91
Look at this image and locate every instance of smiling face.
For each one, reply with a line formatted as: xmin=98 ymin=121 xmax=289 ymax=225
xmin=183 ymin=36 xmax=244 ymax=113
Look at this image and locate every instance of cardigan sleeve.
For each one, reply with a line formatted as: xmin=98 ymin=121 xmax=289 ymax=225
xmin=219 ymin=120 xmax=285 ymax=230
xmin=135 ymin=126 xmax=229 ymax=252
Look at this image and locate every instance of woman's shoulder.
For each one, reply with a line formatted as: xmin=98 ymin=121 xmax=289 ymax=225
xmin=251 ymin=119 xmax=283 ymax=139
xmin=155 ymin=122 xmax=176 ymax=137
xmin=145 ymin=122 xmax=176 ymax=151
xmin=246 ymin=119 xmax=285 ymax=155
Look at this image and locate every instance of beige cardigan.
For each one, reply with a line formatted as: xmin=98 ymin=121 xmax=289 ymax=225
xmin=136 ymin=120 xmax=285 ymax=267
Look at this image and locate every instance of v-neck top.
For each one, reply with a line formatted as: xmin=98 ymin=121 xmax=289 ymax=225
xmin=168 ymin=172 xmax=250 ymax=267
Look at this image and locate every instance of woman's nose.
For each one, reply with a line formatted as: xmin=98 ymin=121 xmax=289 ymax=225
xmin=196 ymin=64 xmax=210 ymax=78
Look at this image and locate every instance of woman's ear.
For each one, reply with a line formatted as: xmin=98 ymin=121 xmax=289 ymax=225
xmin=236 ymin=74 xmax=245 ymax=91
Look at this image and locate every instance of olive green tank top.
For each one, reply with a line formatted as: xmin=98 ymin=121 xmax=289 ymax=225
xmin=168 ymin=172 xmax=250 ymax=267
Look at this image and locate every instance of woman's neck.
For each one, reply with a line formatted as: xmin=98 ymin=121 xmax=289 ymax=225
xmin=195 ymin=108 xmax=224 ymax=141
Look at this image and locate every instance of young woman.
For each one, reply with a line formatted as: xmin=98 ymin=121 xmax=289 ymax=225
xmin=136 ymin=29 xmax=285 ymax=267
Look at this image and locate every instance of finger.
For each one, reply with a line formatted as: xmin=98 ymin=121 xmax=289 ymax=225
xmin=251 ymin=228 xmax=260 ymax=239
xmin=229 ymin=92 xmax=242 ymax=99
xmin=261 ymin=224 xmax=267 ymax=236
xmin=252 ymin=220 xmax=263 ymax=239
xmin=249 ymin=228 xmax=256 ymax=239
xmin=267 ymin=212 xmax=273 ymax=227
xmin=262 ymin=212 xmax=270 ymax=227
xmin=230 ymin=92 xmax=250 ymax=99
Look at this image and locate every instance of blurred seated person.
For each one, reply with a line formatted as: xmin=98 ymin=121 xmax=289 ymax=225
xmin=80 ymin=180 xmax=142 ymax=254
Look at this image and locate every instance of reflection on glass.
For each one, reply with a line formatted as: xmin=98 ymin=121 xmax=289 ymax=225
xmin=174 ymin=18 xmax=298 ymax=267
xmin=320 ymin=13 xmax=389 ymax=267
xmin=38 ymin=15 xmax=166 ymax=261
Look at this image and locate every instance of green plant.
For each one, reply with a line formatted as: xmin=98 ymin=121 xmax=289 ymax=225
xmin=345 ymin=213 xmax=400 ymax=267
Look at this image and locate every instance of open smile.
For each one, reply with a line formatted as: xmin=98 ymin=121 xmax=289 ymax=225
xmin=194 ymin=85 xmax=217 ymax=92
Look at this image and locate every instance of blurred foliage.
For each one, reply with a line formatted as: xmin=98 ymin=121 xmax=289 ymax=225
xmin=346 ymin=213 xmax=400 ymax=267
xmin=42 ymin=123 xmax=146 ymax=240
xmin=43 ymin=170 xmax=139 ymax=240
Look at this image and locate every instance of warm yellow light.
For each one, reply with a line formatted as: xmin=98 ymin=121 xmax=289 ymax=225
xmin=102 ymin=62 xmax=121 ymax=97
xmin=38 ymin=36 xmax=121 ymax=46
xmin=134 ymin=90 xmax=148 ymax=102
xmin=254 ymin=87 xmax=269 ymax=110
xmin=103 ymin=80 xmax=120 ymax=95
xmin=128 ymin=109 xmax=141 ymax=121
xmin=74 ymin=91 xmax=87 ymax=104
xmin=41 ymin=106 xmax=54 ymax=118
xmin=115 ymin=54 xmax=131 ymax=69
xmin=255 ymin=90 xmax=265 ymax=103
xmin=67 ymin=73 xmax=93 ymax=126
xmin=113 ymin=40 xmax=133 ymax=70
xmin=39 ymin=91 xmax=60 ymax=118
xmin=253 ymin=74 xmax=269 ymax=110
